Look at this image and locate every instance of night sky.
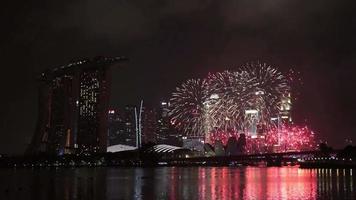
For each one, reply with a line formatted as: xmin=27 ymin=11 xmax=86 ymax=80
xmin=1 ymin=1 xmax=356 ymax=154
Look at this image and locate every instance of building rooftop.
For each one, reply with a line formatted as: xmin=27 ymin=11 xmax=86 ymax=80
xmin=39 ymin=56 xmax=128 ymax=81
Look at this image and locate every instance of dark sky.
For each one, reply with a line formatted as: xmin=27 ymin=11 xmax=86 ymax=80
xmin=1 ymin=0 xmax=356 ymax=154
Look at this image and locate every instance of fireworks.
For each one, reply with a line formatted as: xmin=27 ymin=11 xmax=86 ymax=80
xmin=169 ymin=62 xmax=290 ymax=136
xmin=168 ymin=61 xmax=316 ymax=153
xmin=239 ymin=62 xmax=290 ymax=128
xmin=266 ymin=125 xmax=317 ymax=152
xmin=205 ymin=70 xmax=248 ymax=131
xmin=169 ymin=79 xmax=208 ymax=137
xmin=208 ymin=125 xmax=317 ymax=153
xmin=209 ymin=130 xmax=240 ymax=145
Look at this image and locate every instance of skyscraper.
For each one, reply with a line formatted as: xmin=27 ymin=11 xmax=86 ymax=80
xmin=156 ymin=101 xmax=182 ymax=146
xmin=142 ymin=107 xmax=158 ymax=143
xmin=107 ymin=109 xmax=124 ymax=146
xmin=27 ymin=56 xmax=126 ymax=155
xmin=122 ymin=105 xmax=138 ymax=146
xmin=279 ymin=93 xmax=292 ymax=124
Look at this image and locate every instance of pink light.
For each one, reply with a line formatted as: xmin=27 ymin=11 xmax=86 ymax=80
xmin=208 ymin=124 xmax=317 ymax=153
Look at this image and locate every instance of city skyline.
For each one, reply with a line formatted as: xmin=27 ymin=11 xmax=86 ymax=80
xmin=1 ymin=1 xmax=356 ymax=154
xmin=3 ymin=2 xmax=356 ymax=200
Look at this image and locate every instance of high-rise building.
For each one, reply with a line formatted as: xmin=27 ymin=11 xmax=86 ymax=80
xmin=279 ymin=93 xmax=292 ymax=124
xmin=121 ymin=105 xmax=137 ymax=146
xmin=142 ymin=107 xmax=158 ymax=143
xmin=108 ymin=105 xmax=161 ymax=146
xmin=156 ymin=101 xmax=170 ymax=143
xmin=156 ymin=101 xmax=182 ymax=146
xmin=27 ymin=56 xmax=126 ymax=155
xmin=107 ymin=109 xmax=124 ymax=146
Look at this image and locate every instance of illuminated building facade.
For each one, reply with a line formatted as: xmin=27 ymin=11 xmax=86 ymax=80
xmin=156 ymin=101 xmax=170 ymax=142
xmin=122 ymin=105 xmax=138 ymax=146
xmin=107 ymin=106 xmax=140 ymax=147
xmin=107 ymin=109 xmax=124 ymax=146
xmin=243 ymin=91 xmax=267 ymax=138
xmin=244 ymin=109 xmax=259 ymax=137
xmin=28 ymin=57 xmax=126 ymax=155
xmin=279 ymin=93 xmax=292 ymax=124
xmin=157 ymin=101 xmax=181 ymax=146
xmin=203 ymin=94 xmax=219 ymax=143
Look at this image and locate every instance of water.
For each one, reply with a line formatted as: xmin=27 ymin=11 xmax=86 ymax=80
xmin=0 ymin=166 xmax=355 ymax=200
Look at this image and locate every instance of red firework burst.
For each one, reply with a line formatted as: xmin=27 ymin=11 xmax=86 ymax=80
xmin=208 ymin=124 xmax=317 ymax=154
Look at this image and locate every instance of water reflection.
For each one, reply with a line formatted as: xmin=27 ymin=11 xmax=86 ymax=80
xmin=0 ymin=167 xmax=355 ymax=200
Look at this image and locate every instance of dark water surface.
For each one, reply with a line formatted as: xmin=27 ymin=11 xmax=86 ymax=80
xmin=1 ymin=166 xmax=355 ymax=200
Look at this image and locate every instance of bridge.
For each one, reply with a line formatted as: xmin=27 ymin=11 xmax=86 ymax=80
xmin=160 ymin=150 xmax=337 ymax=166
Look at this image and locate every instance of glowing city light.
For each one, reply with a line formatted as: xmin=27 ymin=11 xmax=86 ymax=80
xmin=168 ymin=61 xmax=316 ymax=153
xmin=169 ymin=62 xmax=290 ymax=137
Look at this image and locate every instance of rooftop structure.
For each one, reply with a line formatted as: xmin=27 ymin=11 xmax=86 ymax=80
xmin=27 ymin=56 xmax=127 ymax=155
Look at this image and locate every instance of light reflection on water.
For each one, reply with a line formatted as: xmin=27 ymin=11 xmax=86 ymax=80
xmin=0 ymin=167 xmax=355 ymax=200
